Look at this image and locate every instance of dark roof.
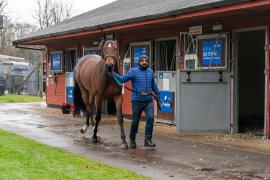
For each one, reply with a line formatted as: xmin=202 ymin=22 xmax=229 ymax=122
xmin=14 ymin=0 xmax=249 ymax=43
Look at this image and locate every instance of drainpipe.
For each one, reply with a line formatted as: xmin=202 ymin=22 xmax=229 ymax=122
xmin=266 ymin=19 xmax=270 ymax=140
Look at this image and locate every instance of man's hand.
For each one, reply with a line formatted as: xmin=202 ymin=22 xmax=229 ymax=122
xmin=154 ymin=93 xmax=161 ymax=101
xmin=107 ymin=71 xmax=114 ymax=78
xmin=154 ymin=94 xmax=162 ymax=110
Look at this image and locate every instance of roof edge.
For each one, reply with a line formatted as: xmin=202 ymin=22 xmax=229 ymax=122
xmin=13 ymin=0 xmax=251 ymax=45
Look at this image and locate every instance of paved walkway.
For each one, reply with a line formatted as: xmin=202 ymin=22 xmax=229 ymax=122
xmin=0 ymin=102 xmax=270 ymax=180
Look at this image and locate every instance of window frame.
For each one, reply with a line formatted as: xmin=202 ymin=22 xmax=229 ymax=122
xmin=50 ymin=51 xmax=63 ymax=73
xmin=197 ymin=33 xmax=228 ymax=70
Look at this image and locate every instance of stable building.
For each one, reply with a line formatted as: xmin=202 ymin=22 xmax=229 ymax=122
xmin=13 ymin=0 xmax=270 ymax=138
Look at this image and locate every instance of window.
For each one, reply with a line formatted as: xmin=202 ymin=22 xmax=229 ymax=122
xmin=181 ymin=33 xmax=228 ymax=70
xmin=197 ymin=34 xmax=227 ymax=69
xmin=155 ymin=39 xmax=177 ymax=71
xmin=123 ymin=44 xmax=131 ymax=74
xmin=130 ymin=42 xmax=151 ymax=68
xmin=64 ymin=49 xmax=76 ymax=72
xmin=180 ymin=32 xmax=198 ymax=70
xmin=83 ymin=47 xmax=100 ymax=56
xmin=50 ymin=51 xmax=63 ymax=73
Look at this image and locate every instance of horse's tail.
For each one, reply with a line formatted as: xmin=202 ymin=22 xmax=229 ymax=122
xmin=73 ymin=79 xmax=86 ymax=114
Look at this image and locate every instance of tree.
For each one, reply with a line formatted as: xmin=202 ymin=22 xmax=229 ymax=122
xmin=0 ymin=21 xmax=14 ymax=51
xmin=13 ymin=23 xmax=38 ymax=38
xmin=51 ymin=0 xmax=72 ymax=24
xmin=0 ymin=0 xmax=7 ymax=15
xmin=34 ymin=0 xmax=72 ymax=29
xmin=0 ymin=18 xmax=37 ymax=56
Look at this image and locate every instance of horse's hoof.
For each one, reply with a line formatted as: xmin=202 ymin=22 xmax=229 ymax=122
xmin=80 ymin=128 xmax=86 ymax=134
xmin=92 ymin=137 xmax=98 ymax=144
xmin=120 ymin=143 xmax=129 ymax=149
xmin=97 ymin=136 xmax=103 ymax=143
xmin=80 ymin=125 xmax=89 ymax=134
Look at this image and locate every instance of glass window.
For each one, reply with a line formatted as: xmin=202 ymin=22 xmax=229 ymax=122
xmin=50 ymin=51 xmax=63 ymax=73
xmin=83 ymin=47 xmax=100 ymax=56
xmin=197 ymin=34 xmax=227 ymax=69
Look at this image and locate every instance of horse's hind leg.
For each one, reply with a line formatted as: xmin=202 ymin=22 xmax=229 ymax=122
xmin=92 ymin=95 xmax=102 ymax=144
xmin=114 ymin=95 xmax=128 ymax=149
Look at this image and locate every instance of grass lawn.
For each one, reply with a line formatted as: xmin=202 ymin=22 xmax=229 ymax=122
xmin=0 ymin=94 xmax=44 ymax=103
xmin=0 ymin=130 xmax=150 ymax=180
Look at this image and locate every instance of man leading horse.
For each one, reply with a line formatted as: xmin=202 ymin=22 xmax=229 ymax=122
xmin=73 ymin=38 xmax=129 ymax=149
xmin=113 ymin=55 xmax=160 ymax=149
xmin=73 ymin=36 xmax=160 ymax=149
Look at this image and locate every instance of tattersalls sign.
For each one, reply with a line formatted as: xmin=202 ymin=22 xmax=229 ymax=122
xmin=189 ymin=25 xmax=202 ymax=35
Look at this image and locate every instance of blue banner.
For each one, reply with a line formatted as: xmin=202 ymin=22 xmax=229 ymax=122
xmin=51 ymin=53 xmax=62 ymax=71
xmin=133 ymin=47 xmax=148 ymax=67
xmin=160 ymin=91 xmax=173 ymax=113
xmin=66 ymin=87 xmax=74 ymax=103
xmin=202 ymin=39 xmax=222 ymax=66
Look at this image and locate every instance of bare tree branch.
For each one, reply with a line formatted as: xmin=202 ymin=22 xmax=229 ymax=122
xmin=34 ymin=0 xmax=73 ymax=29
xmin=0 ymin=0 xmax=7 ymax=15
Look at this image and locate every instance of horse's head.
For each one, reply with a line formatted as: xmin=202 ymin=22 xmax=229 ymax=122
xmin=101 ymin=39 xmax=118 ymax=69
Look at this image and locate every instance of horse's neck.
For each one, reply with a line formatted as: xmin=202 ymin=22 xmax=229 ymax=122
xmin=97 ymin=60 xmax=106 ymax=74
xmin=95 ymin=60 xmax=109 ymax=88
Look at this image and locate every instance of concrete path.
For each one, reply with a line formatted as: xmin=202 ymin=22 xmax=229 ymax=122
xmin=0 ymin=102 xmax=270 ymax=180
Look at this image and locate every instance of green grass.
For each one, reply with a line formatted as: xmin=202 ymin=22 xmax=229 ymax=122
xmin=0 ymin=94 xmax=44 ymax=103
xmin=0 ymin=130 xmax=150 ymax=180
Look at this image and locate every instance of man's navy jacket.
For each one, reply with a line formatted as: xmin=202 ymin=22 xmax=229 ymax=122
xmin=113 ymin=67 xmax=159 ymax=101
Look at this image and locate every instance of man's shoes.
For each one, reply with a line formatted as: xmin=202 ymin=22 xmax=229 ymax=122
xmin=144 ymin=140 xmax=156 ymax=147
xmin=130 ymin=141 xmax=136 ymax=149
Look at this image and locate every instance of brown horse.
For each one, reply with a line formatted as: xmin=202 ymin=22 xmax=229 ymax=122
xmin=73 ymin=39 xmax=128 ymax=149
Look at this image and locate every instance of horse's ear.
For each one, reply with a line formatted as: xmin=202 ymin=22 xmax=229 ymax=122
xmin=113 ymin=33 xmax=116 ymax=40
xmin=103 ymin=34 xmax=106 ymax=40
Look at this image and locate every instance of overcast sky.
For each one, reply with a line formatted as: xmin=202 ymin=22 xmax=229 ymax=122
xmin=6 ymin=0 xmax=116 ymax=25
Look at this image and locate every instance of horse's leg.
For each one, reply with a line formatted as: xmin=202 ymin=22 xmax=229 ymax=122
xmin=88 ymin=95 xmax=95 ymax=128
xmin=114 ymin=94 xmax=128 ymax=149
xmin=80 ymin=109 xmax=90 ymax=134
xmin=88 ymin=95 xmax=97 ymax=135
xmin=92 ymin=95 xmax=102 ymax=144
xmin=80 ymin=89 xmax=94 ymax=134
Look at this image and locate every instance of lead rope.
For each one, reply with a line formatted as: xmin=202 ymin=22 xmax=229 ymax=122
xmin=111 ymin=72 xmax=162 ymax=110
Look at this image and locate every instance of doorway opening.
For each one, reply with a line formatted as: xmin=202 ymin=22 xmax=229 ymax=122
xmin=237 ymin=30 xmax=265 ymax=134
xmin=155 ymin=39 xmax=177 ymax=71
xmin=64 ymin=49 xmax=76 ymax=72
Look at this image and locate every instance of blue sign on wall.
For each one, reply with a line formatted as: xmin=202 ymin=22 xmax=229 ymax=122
xmin=66 ymin=87 xmax=74 ymax=103
xmin=202 ymin=39 xmax=222 ymax=66
xmin=66 ymin=72 xmax=74 ymax=103
xmin=160 ymin=91 xmax=173 ymax=113
xmin=51 ymin=53 xmax=62 ymax=71
xmin=133 ymin=47 xmax=148 ymax=67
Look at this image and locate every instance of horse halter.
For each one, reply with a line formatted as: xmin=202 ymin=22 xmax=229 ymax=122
xmin=102 ymin=40 xmax=118 ymax=66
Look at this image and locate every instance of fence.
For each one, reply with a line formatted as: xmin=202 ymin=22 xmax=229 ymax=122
xmin=1 ymin=65 xmax=40 ymax=96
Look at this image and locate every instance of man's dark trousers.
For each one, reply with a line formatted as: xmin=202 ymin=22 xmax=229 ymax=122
xmin=130 ymin=100 xmax=154 ymax=142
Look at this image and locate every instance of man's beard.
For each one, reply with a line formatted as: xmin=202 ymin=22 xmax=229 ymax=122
xmin=139 ymin=64 xmax=148 ymax=69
